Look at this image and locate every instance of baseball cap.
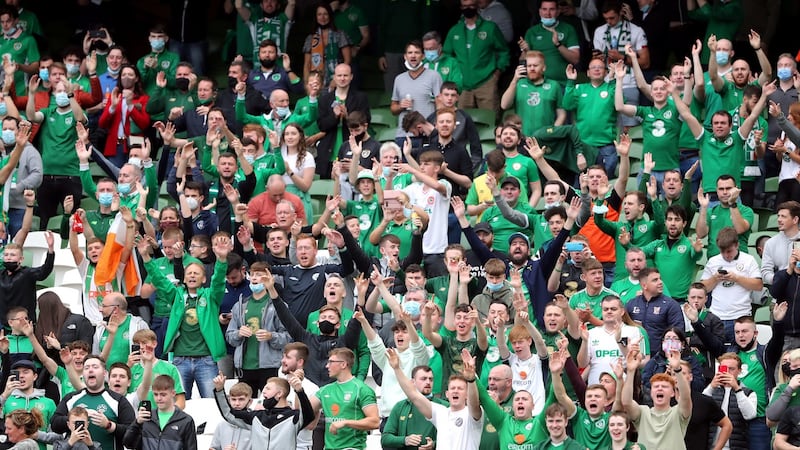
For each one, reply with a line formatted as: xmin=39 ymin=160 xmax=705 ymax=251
xmin=356 ymin=170 xmax=375 ymax=181
xmin=11 ymin=360 xmax=35 ymax=370
xmin=474 ymin=222 xmax=493 ymax=234
xmin=501 ymin=177 xmax=521 ymax=189
xmin=508 ymin=232 xmax=530 ymax=246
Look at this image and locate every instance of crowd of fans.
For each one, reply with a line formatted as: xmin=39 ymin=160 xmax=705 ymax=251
xmin=0 ymin=0 xmax=799 ymax=450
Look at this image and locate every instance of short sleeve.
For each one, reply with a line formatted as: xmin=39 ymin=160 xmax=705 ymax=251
xmin=746 ymin=258 xmax=761 ymax=278
xmin=301 ymin=152 xmax=316 ymax=170
xmin=777 ymin=410 xmax=798 ymax=436
xmin=358 ymin=383 xmax=377 ymax=410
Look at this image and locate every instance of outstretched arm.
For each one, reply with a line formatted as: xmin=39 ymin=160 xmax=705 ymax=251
xmin=387 ymin=348 xmax=433 ymax=419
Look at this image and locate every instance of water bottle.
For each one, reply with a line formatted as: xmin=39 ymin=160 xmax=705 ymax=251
xmin=404 ymin=94 xmax=413 ymax=111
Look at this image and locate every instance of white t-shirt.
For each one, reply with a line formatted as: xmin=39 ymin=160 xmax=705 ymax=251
xmin=281 ymin=147 xmax=316 ymax=187
xmin=702 ymin=252 xmax=762 ymax=320
xmin=508 ymin=353 xmax=546 ymax=417
xmin=281 ymin=373 xmax=319 ymax=450
xmin=403 ymin=179 xmax=452 ymax=254
xmin=429 ymin=402 xmax=483 ymax=450
xmin=779 ymin=131 xmax=800 ymax=182
xmin=586 ymin=324 xmax=645 ymax=385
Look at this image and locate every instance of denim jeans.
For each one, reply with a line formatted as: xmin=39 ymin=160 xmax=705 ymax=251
xmin=748 ymin=417 xmax=770 ymax=450
xmin=720 ymin=319 xmax=736 ymax=346
xmin=7 ymin=208 xmax=24 ymax=239
xmin=173 ymin=355 xmax=217 ymax=399
xmin=595 ymin=144 xmax=618 ymax=179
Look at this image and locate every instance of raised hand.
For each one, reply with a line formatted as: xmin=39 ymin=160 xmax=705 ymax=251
xmin=565 ymin=64 xmax=577 ymax=81
xmin=615 ymin=133 xmax=631 ymax=157
xmin=524 ymin=137 xmax=544 ymax=160
xmin=748 ymin=29 xmax=762 ymax=50
xmin=386 ymin=348 xmax=400 ymax=370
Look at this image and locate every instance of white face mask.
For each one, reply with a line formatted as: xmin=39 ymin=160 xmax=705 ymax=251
xmin=404 ymin=60 xmax=423 ymax=71
xmin=127 ymin=157 xmax=142 ymax=168
xmin=185 ymin=197 xmax=199 ymax=210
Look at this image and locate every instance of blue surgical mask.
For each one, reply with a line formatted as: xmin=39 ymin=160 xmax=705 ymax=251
xmin=39 ymin=68 xmax=49 ymax=82
xmin=5 ymin=26 xmax=16 ymax=37
xmin=275 ymin=106 xmax=290 ymax=119
xmin=383 ymin=167 xmax=391 ymax=178
xmin=1 ymin=129 xmax=14 ymax=145
xmin=249 ymin=282 xmax=265 ymax=293
xmin=402 ymin=301 xmax=421 ymax=317
xmin=715 ymin=50 xmax=730 ymax=66
xmin=640 ymin=3 xmax=651 ymax=13
xmin=108 ymin=67 xmax=120 ymax=76
xmin=424 ymin=50 xmax=439 ymax=62
xmin=0 ymin=102 xmax=7 ymax=117
xmin=486 ymin=281 xmax=504 ymax=292
xmin=244 ymin=154 xmax=255 ymax=164
xmin=403 ymin=207 xmax=413 ymax=218
xmin=66 ymin=63 xmax=80 ymax=76
xmin=778 ymin=67 xmax=793 ymax=81
xmin=117 ymin=182 xmax=132 ymax=196
xmin=55 ymin=92 xmax=70 ymax=107
xmin=98 ymin=192 xmax=114 ymax=207
xmin=150 ymin=38 xmax=165 ymax=51
xmin=541 ymin=17 xmax=557 ymax=27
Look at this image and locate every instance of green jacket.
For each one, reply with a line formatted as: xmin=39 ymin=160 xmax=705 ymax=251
xmin=136 ymin=50 xmax=180 ymax=96
xmin=443 ymin=17 xmax=509 ymax=90
xmin=235 ymin=97 xmax=317 ymax=135
xmin=146 ymin=258 xmax=228 ymax=360
xmin=424 ymin=54 xmax=464 ymax=92
xmin=146 ymin=86 xmax=197 ymax=129
xmin=380 ymin=397 xmax=448 ymax=450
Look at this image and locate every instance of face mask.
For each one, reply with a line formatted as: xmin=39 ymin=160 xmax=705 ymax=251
xmin=790 ymin=367 xmax=800 ymax=378
xmin=66 ymin=63 xmax=80 ymax=76
xmin=353 ymin=132 xmax=365 ymax=142
xmin=150 ymin=38 xmax=165 ymax=51
xmin=262 ymin=396 xmax=278 ymax=409
xmin=318 ymin=320 xmax=336 ymax=334
xmin=402 ymin=301 xmax=421 ymax=317
xmin=782 ymin=361 xmax=792 ymax=377
xmin=715 ymin=50 xmax=730 ymax=66
xmin=185 ymin=197 xmax=199 ymax=210
xmin=1 ymin=129 xmax=13 ymax=145
xmin=98 ymin=192 xmax=114 ymax=207
xmin=403 ymin=207 xmax=413 ymax=218
xmin=424 ymin=50 xmax=439 ymax=62
xmin=260 ymin=58 xmax=276 ymax=69
xmin=160 ymin=220 xmax=179 ymax=230
xmin=249 ymin=282 xmax=265 ymax=293
xmin=544 ymin=201 xmax=561 ymax=209
xmin=382 ymin=167 xmax=391 ymax=178
xmin=5 ymin=26 xmax=16 ymax=37
xmin=0 ymin=103 xmax=6 ymax=117
xmin=128 ymin=157 xmax=143 ymax=168
xmin=38 ymin=68 xmax=49 ymax=82
xmin=640 ymin=3 xmax=651 ymax=13
xmin=55 ymin=92 xmax=70 ymax=107
xmin=175 ymin=78 xmax=190 ymax=91
xmin=108 ymin=66 xmax=120 ymax=76
xmin=3 ymin=261 xmax=18 ymax=272
xmin=486 ymin=281 xmax=504 ymax=292
xmin=117 ymin=183 xmax=132 ymax=196
xmin=90 ymin=40 xmax=109 ymax=53
xmin=244 ymin=154 xmax=255 ymax=164
xmin=778 ymin=67 xmax=793 ymax=81
xmin=462 ymin=7 xmax=478 ymax=18
xmin=197 ymin=97 xmax=212 ymax=106
xmin=541 ymin=17 xmax=557 ymax=27
xmin=736 ymin=337 xmax=756 ymax=352
xmin=228 ymin=76 xmax=239 ymax=90
xmin=404 ymin=60 xmax=423 ymax=71
xmin=275 ymin=106 xmax=290 ymax=119
xmin=120 ymin=77 xmax=135 ymax=89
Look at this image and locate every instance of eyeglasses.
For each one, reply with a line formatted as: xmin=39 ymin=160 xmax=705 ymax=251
xmin=101 ymin=304 xmax=119 ymax=309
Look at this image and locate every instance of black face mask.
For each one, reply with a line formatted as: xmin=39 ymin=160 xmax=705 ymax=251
xmin=782 ymin=361 xmax=792 ymax=377
xmin=175 ymin=78 xmax=190 ymax=91
xmin=318 ymin=320 xmax=336 ymax=334
xmin=353 ymin=132 xmax=366 ymax=142
xmin=90 ymin=40 xmax=109 ymax=53
xmin=789 ymin=367 xmax=800 ymax=378
xmin=262 ymin=396 xmax=278 ymax=409
xmin=3 ymin=261 xmax=18 ymax=272
xmin=737 ymin=337 xmax=756 ymax=352
xmin=462 ymin=7 xmax=478 ymax=18
xmin=228 ymin=76 xmax=238 ymax=90
xmin=260 ymin=58 xmax=276 ymax=70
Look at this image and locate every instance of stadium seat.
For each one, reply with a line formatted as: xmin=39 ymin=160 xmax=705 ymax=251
xmin=366 ymin=91 xmax=392 ymax=108
xmin=370 ymin=107 xmax=395 ymax=130
xmin=478 ymin=126 xmax=496 ymax=141
xmin=754 ymin=306 xmax=771 ymax=324
xmin=748 ymin=230 xmax=776 ymax=247
xmin=52 ymin=249 xmax=78 ymax=286
xmin=463 ymin=108 xmax=496 ymax=127
xmin=765 ymin=176 xmax=779 ymax=193
xmin=756 ymin=324 xmax=772 ymax=345
xmin=23 ymin=231 xmax=62 ymax=266
xmin=60 ymin=268 xmax=83 ymax=292
xmin=376 ymin=127 xmax=398 ymax=143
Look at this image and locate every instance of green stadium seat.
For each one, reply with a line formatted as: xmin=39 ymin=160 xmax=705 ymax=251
xmin=366 ymin=91 xmax=392 ymax=108
xmin=748 ymin=230 xmax=776 ymax=247
xmin=376 ymin=127 xmax=398 ymax=143
xmin=464 ymin=108 xmax=496 ymax=127
xmin=478 ymin=126 xmax=496 ymax=141
xmin=370 ymin=108 xmax=395 ymax=129
xmin=762 ymin=214 xmax=779 ymax=231
xmin=765 ymin=176 xmax=779 ymax=193
xmin=754 ymin=305 xmax=771 ymax=324
xmin=627 ymin=126 xmax=643 ymax=140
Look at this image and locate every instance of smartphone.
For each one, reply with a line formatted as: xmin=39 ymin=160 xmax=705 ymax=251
xmin=74 ymin=420 xmax=85 ymax=430
xmin=618 ymin=337 xmax=628 ymax=346
xmin=131 ymin=344 xmax=141 ymax=354
xmin=9 ymin=369 xmax=19 ymax=381
xmin=718 ymin=365 xmax=728 ymax=373
xmin=383 ymin=190 xmax=403 ymax=210
xmin=89 ymin=29 xmax=107 ymax=39
xmin=718 ymin=269 xmax=728 ymax=275
xmin=141 ymin=400 xmax=152 ymax=411
xmin=565 ymin=242 xmax=585 ymax=252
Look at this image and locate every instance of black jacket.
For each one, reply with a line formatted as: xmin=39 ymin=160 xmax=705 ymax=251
xmin=316 ymin=89 xmax=370 ymax=178
xmin=770 ymin=269 xmax=800 ymax=335
xmin=123 ymin=407 xmax=197 ymax=450
xmin=272 ymin=294 xmax=362 ymax=386
xmin=0 ymin=251 xmax=54 ymax=326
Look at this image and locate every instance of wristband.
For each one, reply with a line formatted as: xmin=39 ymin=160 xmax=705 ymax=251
xmin=465 ymin=377 xmax=476 ymax=383
xmin=105 ymin=421 xmax=113 ymax=430
xmin=730 ymin=203 xmax=738 ymax=208
xmin=555 ymin=42 xmax=562 ymax=48
xmin=672 ymin=367 xmax=682 ymax=373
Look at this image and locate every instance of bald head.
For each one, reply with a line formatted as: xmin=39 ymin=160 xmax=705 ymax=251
xmin=269 ymin=89 xmax=289 ymax=108
xmin=488 ymin=364 xmax=513 ymax=397
xmin=334 ymin=63 xmax=353 ymax=89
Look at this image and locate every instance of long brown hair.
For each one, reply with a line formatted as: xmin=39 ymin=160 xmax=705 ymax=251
xmin=283 ymin=123 xmax=307 ymax=170
xmin=6 ymin=408 xmax=43 ymax=438
xmin=35 ymin=292 xmax=72 ymax=347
